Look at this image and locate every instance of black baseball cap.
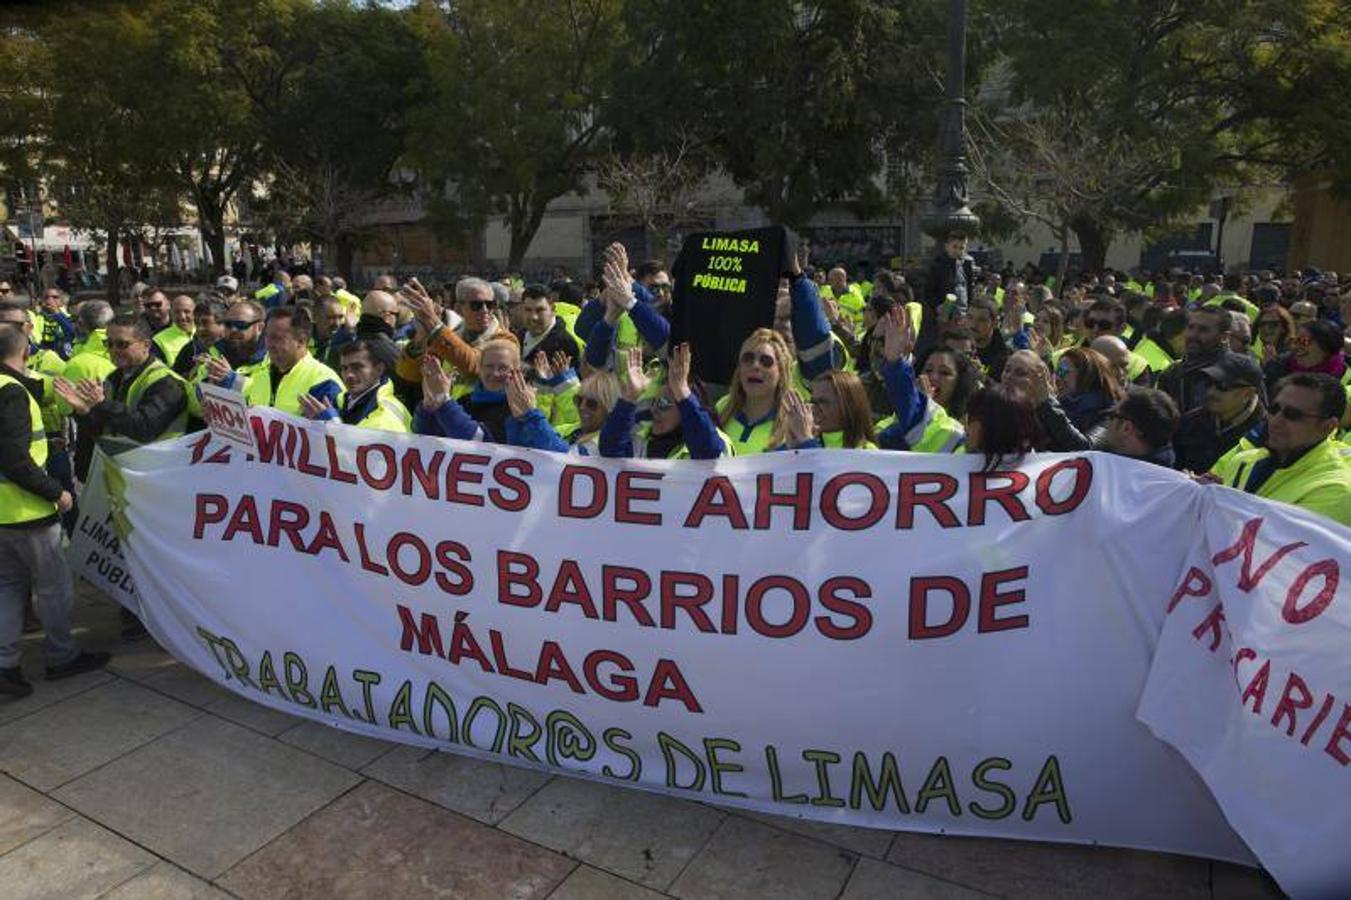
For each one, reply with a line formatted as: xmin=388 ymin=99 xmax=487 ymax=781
xmin=1200 ymin=354 xmax=1263 ymax=390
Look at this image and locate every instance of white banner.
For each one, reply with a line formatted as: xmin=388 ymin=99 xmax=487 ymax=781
xmin=77 ymin=408 xmax=1351 ymax=893
xmin=69 ymin=457 xmax=137 ymax=610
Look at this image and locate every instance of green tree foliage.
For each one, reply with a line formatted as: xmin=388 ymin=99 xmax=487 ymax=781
xmin=406 ymin=0 xmax=625 ymax=268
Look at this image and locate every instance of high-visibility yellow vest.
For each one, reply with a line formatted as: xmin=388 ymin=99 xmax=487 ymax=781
xmin=1133 ymin=337 xmax=1175 ymax=373
xmin=715 ymin=395 xmax=777 ymax=455
xmin=0 ymin=372 xmax=57 ymax=524
xmin=242 ymin=354 xmax=341 ymax=417
xmin=1215 ymin=437 xmax=1351 ymax=527
xmin=153 ymin=324 xmax=194 ymax=364
xmin=877 ymin=400 xmax=966 ymax=453
xmin=353 ymin=394 xmax=410 ymax=433
xmin=820 ymin=431 xmax=877 ymax=450
xmin=100 ymin=360 xmax=188 ymax=452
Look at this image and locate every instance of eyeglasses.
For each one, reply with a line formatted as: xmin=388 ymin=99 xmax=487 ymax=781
xmin=573 ymin=395 xmax=601 ymax=410
xmin=651 ymin=396 xmax=675 ymax=413
xmin=740 ymin=351 xmax=777 ymax=368
xmin=467 ymin=300 xmax=495 ymax=312
xmin=222 ymin=319 xmax=258 ymax=331
xmin=1085 ymin=318 xmax=1116 ymax=330
xmin=1269 ymin=403 xmax=1322 ymax=423
xmin=652 ymin=283 xmax=672 ymax=293
xmin=106 ymin=339 xmax=141 ymax=350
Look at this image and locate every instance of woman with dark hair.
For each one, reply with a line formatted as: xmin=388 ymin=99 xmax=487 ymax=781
xmin=1262 ymin=319 xmax=1345 ymax=395
xmin=1055 ymin=347 xmax=1124 ymax=433
xmin=799 ymin=370 xmax=876 ymax=449
xmin=1253 ymin=305 xmax=1296 ymax=363
xmin=964 ymin=382 xmax=1043 ymax=471
xmin=916 ymin=346 xmax=982 ymax=420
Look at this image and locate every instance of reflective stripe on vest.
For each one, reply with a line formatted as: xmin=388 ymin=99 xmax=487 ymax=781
xmin=242 ymin=355 xmax=340 ymax=417
xmin=0 ymin=373 xmax=57 ymax=524
xmin=100 ymin=361 xmax=187 ymax=452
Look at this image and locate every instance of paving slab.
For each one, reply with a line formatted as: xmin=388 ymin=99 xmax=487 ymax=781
xmin=218 ymin=780 xmax=574 ymax=899
xmin=840 ymin=857 xmax=991 ymax=899
xmin=885 ymin=832 xmax=1210 ymax=899
xmin=737 ymin=809 xmax=895 ymax=859
xmin=104 ymin=639 xmax=177 ymax=683
xmin=276 ymin=720 xmax=396 ymax=771
xmin=0 ymin=678 xmax=200 ymax=790
xmin=549 ymin=865 xmax=670 ymax=900
xmin=500 ymin=774 xmax=724 ymax=889
xmin=53 ymin=715 xmax=361 ymax=878
xmin=0 ymin=660 xmax=112 ymax=726
xmin=101 ymin=862 xmax=232 ymax=899
xmin=0 ymin=773 xmax=77 ymax=854
xmin=361 ymin=745 xmax=551 ymax=825
xmin=669 ymin=815 xmax=857 ymax=900
xmin=1211 ymin=861 xmax=1285 ymax=899
xmin=0 ymin=816 xmax=157 ymax=899
xmin=140 ymin=664 xmax=232 ymax=708
xmin=203 ymin=691 xmax=303 ymax=737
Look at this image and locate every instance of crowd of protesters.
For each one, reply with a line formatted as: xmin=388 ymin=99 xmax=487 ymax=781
xmin=2 ymin=236 xmax=1350 ymax=697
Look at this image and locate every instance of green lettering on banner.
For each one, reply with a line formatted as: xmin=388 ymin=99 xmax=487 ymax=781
xmin=915 ymin=757 xmax=961 ymax=817
xmin=507 ymin=702 xmax=543 ymax=763
xmin=803 ymin=749 xmax=847 ymax=808
xmin=765 ymin=745 xmax=808 ymax=804
xmin=602 ymin=728 xmax=641 ymax=781
xmin=1022 ymin=756 xmax=1072 ymax=823
xmin=463 ymin=695 xmax=507 ymax=752
xmin=545 ymin=710 xmax=596 ymax=767
xmin=969 ymin=758 xmax=1016 ymax=819
xmin=423 ymin=681 xmax=458 ymax=741
xmin=703 ymin=738 xmax=747 ymax=798
xmin=352 ymin=668 xmax=381 ymax=723
xmin=850 ymin=751 xmax=910 ymax=813
xmin=283 ymin=651 xmax=316 ymax=708
xmin=387 ymin=679 xmax=420 ymax=734
xmin=320 ymin=666 xmax=353 ymax=719
xmin=659 ymin=732 xmax=705 ymax=791
xmin=256 ymin=651 xmax=285 ymax=700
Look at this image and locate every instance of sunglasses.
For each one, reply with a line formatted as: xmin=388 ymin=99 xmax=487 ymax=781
xmin=573 ymin=395 xmax=601 ymax=410
xmin=222 ymin=319 xmax=258 ymax=331
xmin=1085 ymin=318 xmax=1116 ymax=330
xmin=740 ymin=351 xmax=777 ymax=368
xmin=106 ymin=339 xmax=142 ymax=350
xmin=466 ymin=300 xmax=495 ymax=312
xmin=1269 ymin=403 xmax=1322 ymax=423
xmin=652 ymin=283 xmax=671 ymax=293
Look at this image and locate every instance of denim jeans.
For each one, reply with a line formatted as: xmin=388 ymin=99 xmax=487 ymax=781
xmin=0 ymin=523 xmax=79 ymax=669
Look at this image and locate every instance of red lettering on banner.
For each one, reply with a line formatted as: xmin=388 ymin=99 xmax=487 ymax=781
xmin=305 ymin=512 xmax=349 ymax=561
xmin=446 ymin=453 xmax=489 ymax=506
xmin=1167 ymin=567 xmax=1214 ymax=612
xmin=251 ymin=418 xmax=285 ymax=464
xmin=745 ymin=575 xmax=811 ymax=638
xmin=753 ymin=473 xmax=813 ymax=530
xmin=1270 ymin=672 xmax=1315 ymax=736
xmin=488 ymin=629 xmax=536 ymax=681
xmin=357 ymin=444 xmax=396 ymax=490
xmin=545 ymin=560 xmax=599 ymax=618
xmin=401 ymin=448 xmax=445 ymax=499
xmin=1211 ymin=517 xmax=1307 ymax=592
xmin=559 ymin=466 xmax=606 ymax=519
xmin=294 ymin=428 xmax=326 ymax=477
xmin=354 ymin=522 xmax=388 ymax=576
xmin=324 ymin=434 xmax=358 ymax=483
xmin=616 ymin=471 xmax=664 ymax=525
xmin=497 ymin=550 xmax=542 ymax=607
xmin=222 ymin=495 xmax=263 ymax=543
xmin=388 ymin=532 xmax=432 ymax=585
xmin=909 ymin=576 xmax=970 ymax=640
xmin=397 ymin=604 xmax=445 ymax=657
xmin=584 ymin=650 xmax=639 ymax=701
xmin=1191 ymin=603 xmax=1226 ymax=651
xmin=1302 ymin=695 xmax=1336 ymax=746
xmin=721 ymin=574 xmax=740 ymax=634
xmin=1240 ymin=660 xmax=1271 ymax=713
xmin=1035 ymin=458 xmax=1092 ymax=516
xmin=968 ymin=471 xmax=1031 ymax=526
xmin=645 ymin=658 xmax=703 ymax=712
xmin=683 ymin=476 xmax=748 ymax=529
xmin=978 ymin=566 xmax=1030 ymax=633
xmin=815 ymin=577 xmax=873 ymax=640
xmin=193 ymin=493 xmax=228 ymax=539
xmin=1324 ymin=704 xmax=1351 ymax=765
xmin=266 ymin=500 xmax=310 ymax=551
xmin=896 ymin=473 xmax=960 ymax=528
xmin=535 ymin=640 xmax=586 ymax=693
xmin=1282 ymin=558 xmax=1339 ymax=624
xmin=489 ymin=459 xmax=532 ymax=510
xmin=433 ymin=541 xmax=473 ymax=595
xmin=659 ymin=571 xmax=716 ymax=632
xmin=602 ymin=565 xmax=655 ymax=626
xmin=820 ymin=473 xmax=888 ymax=531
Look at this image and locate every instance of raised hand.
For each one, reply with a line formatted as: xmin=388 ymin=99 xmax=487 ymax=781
xmin=402 ymin=277 xmax=442 ymax=333
xmin=53 ymin=377 xmax=90 ymax=414
xmin=550 ymin=350 xmax=571 ymax=376
xmin=76 ymin=378 xmax=104 ymax=408
xmin=298 ymin=393 xmax=333 ymax=420
xmin=782 ymin=390 xmax=815 ymax=447
xmin=420 ymin=353 xmax=453 ymax=410
xmin=532 ymin=350 xmax=555 ymax=382
xmin=880 ymin=306 xmax=914 ymax=362
xmin=667 ymin=342 xmax=692 ymax=402
xmin=619 ymin=346 xmax=649 ymax=403
xmin=505 ymin=368 xmax=536 ymax=418
xmin=204 ymin=354 xmax=234 ymax=385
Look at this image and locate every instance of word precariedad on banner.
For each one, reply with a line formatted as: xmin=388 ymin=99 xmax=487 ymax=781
xmin=70 ymin=408 xmax=1351 ymax=896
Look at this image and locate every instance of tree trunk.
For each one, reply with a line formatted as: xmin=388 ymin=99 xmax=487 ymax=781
xmin=1069 ymin=215 xmax=1112 ymax=272
xmin=197 ymin=195 xmax=227 ymax=280
xmin=507 ymin=193 xmax=549 ymax=271
xmin=105 ymin=229 xmax=121 ymax=307
xmin=1055 ymin=224 xmax=1071 ymax=298
xmin=334 ymin=233 xmax=355 ymax=283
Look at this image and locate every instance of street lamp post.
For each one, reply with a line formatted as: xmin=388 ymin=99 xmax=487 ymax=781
xmin=922 ymin=0 xmax=980 ymax=243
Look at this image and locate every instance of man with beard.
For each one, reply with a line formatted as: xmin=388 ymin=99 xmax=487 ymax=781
xmin=185 ymin=299 xmax=267 ymax=427
xmin=1156 ymin=306 xmax=1236 ymax=415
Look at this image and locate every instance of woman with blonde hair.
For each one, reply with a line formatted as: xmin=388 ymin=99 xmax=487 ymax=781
xmin=716 ymin=327 xmax=799 ymax=454
xmin=504 ymin=369 xmax=620 ymax=456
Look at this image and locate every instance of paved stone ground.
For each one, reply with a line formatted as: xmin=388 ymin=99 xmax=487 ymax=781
xmin=0 ymin=582 xmax=1287 ymax=899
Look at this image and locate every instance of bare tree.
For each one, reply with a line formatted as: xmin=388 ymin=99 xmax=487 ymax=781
xmin=597 ymin=136 xmax=728 ymax=263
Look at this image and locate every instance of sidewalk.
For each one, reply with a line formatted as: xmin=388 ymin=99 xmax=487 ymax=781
xmin=0 ymin=581 xmax=1286 ymax=899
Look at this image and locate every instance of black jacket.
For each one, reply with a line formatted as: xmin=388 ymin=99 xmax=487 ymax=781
xmin=1172 ymin=402 xmax=1266 ymax=473
xmin=1156 ymin=349 xmax=1231 ymax=416
xmin=74 ymin=359 xmax=187 ymax=480
xmin=919 ymin=252 xmax=976 ymax=354
xmin=516 ymin=318 xmax=581 ymax=376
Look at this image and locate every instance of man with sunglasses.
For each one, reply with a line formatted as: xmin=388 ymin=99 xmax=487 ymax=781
xmin=35 ymin=288 xmax=74 ymax=360
xmin=1173 ymin=354 xmax=1267 ymax=474
xmin=400 ymin=276 xmax=518 ymax=388
xmin=186 ymin=300 xmax=267 ymax=424
xmin=1100 ymin=387 xmax=1180 ymax=468
xmin=55 ymin=314 xmax=188 ymax=480
xmin=1213 ymin=373 xmax=1350 ymax=526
